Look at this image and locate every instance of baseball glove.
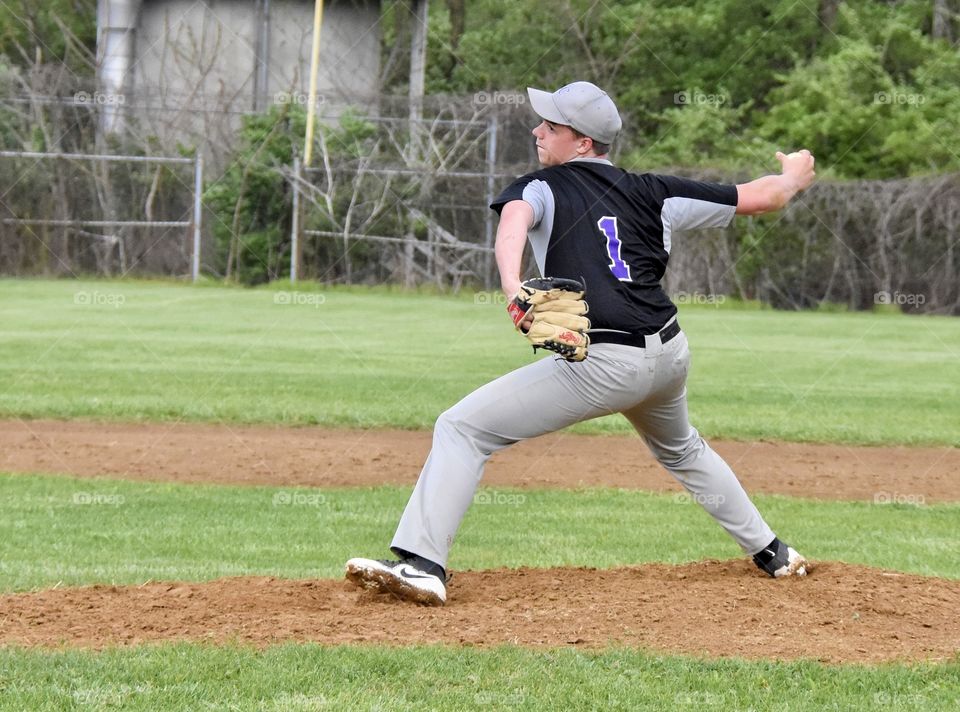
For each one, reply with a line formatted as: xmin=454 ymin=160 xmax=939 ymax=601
xmin=507 ymin=277 xmax=590 ymax=361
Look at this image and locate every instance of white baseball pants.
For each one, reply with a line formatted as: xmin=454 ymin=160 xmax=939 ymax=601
xmin=391 ymin=328 xmax=776 ymax=568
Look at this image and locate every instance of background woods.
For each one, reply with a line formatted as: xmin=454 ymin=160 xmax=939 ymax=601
xmin=0 ymin=0 xmax=958 ymax=311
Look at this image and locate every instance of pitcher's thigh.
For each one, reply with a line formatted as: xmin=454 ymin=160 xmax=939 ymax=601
xmin=441 ymin=358 xmax=590 ymax=442
xmin=623 ymin=387 xmax=699 ymax=459
xmin=622 ymin=337 xmax=697 ymax=450
xmin=445 ymin=353 xmax=640 ymax=443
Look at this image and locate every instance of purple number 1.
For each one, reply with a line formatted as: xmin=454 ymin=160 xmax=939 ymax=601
xmin=597 ymin=216 xmax=631 ymax=281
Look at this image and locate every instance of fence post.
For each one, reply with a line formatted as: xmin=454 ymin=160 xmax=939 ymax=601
xmin=483 ymin=116 xmax=498 ymax=290
xmin=192 ymin=155 xmax=203 ymax=282
xmin=407 ymin=0 xmax=428 ymax=164
xmin=290 ymin=155 xmax=300 ymax=282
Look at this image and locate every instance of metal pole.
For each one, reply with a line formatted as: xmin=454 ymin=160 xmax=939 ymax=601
xmin=290 ymin=156 xmax=300 ymax=282
xmin=97 ymin=0 xmax=141 ymax=135
xmin=0 ymin=219 xmax=190 ymax=227
xmin=192 ymin=155 xmax=203 ymax=282
xmin=253 ymin=0 xmax=271 ymax=110
xmin=0 ymin=150 xmax=192 ymax=164
xmin=407 ymin=0 xmax=428 ymax=163
xmin=483 ymin=116 xmax=498 ymax=289
xmin=303 ymin=0 xmax=325 ymax=166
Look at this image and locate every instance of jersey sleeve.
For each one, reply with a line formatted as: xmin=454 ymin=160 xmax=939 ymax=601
xmin=490 ymin=175 xmax=552 ymax=227
xmin=653 ymin=174 xmax=738 ymax=231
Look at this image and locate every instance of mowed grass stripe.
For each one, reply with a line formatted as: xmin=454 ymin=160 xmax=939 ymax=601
xmin=0 ymin=643 xmax=957 ymax=712
xmin=1 ymin=473 xmax=956 ymax=593
xmin=1 ymin=279 xmax=959 ymax=444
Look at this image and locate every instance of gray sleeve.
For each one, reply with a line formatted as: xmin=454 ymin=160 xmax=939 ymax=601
xmin=522 ymin=180 xmax=554 ymax=274
xmin=521 ymin=180 xmax=552 ymax=228
xmin=652 ymin=176 xmax=738 ymax=248
xmin=661 ymin=196 xmax=737 ymax=232
xmin=660 ymin=196 xmax=736 ymax=254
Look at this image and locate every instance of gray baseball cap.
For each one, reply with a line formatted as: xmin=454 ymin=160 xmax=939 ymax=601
xmin=527 ymin=81 xmax=622 ymax=144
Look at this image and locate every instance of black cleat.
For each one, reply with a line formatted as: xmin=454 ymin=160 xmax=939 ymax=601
xmin=752 ymin=538 xmax=808 ymax=577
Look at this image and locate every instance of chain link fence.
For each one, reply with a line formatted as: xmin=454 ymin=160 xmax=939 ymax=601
xmin=0 ymin=150 xmax=202 ymax=279
xmin=0 ymin=96 xmax=958 ymax=314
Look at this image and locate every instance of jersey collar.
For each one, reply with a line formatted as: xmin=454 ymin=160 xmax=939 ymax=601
xmin=568 ymin=157 xmax=613 ymax=165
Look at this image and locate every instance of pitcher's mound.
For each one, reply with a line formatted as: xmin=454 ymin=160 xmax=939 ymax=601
xmin=2 ymin=560 xmax=958 ymax=663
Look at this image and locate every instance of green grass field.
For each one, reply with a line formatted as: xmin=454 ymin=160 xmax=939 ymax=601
xmin=1 ymin=278 xmax=958 ymax=445
xmin=1 ymin=644 xmax=957 ymax=712
xmin=1 ymin=279 xmax=958 ymax=711
xmin=1 ymin=473 xmax=957 ymax=592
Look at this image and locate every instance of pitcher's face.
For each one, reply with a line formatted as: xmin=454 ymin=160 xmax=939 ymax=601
xmin=531 ymin=120 xmax=591 ymax=166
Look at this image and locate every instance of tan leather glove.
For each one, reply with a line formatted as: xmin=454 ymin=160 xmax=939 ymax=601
xmin=506 ymin=277 xmax=590 ymax=362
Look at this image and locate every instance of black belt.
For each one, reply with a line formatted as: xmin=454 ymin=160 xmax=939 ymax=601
xmin=589 ymin=319 xmax=681 ymax=348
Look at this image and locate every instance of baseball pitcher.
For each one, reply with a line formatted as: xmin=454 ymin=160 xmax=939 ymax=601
xmin=347 ymin=81 xmax=815 ymax=606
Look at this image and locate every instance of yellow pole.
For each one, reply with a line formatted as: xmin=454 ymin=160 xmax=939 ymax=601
xmin=303 ymin=0 xmax=325 ymax=166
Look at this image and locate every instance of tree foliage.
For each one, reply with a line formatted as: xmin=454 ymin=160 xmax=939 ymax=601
xmin=203 ymin=106 xmax=392 ymax=285
xmin=0 ymin=0 xmax=96 ymax=74
xmin=3 ymin=0 xmax=960 ymax=297
xmin=408 ymin=0 xmax=960 ymax=179
xmin=3 ymin=0 xmax=957 ymax=179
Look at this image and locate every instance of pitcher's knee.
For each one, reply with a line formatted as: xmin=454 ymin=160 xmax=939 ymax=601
xmin=649 ymin=434 xmax=705 ymax=470
xmin=434 ymin=407 xmax=467 ymax=441
xmin=434 ymin=406 xmax=509 ymax=456
xmin=434 ymin=407 xmax=483 ymax=451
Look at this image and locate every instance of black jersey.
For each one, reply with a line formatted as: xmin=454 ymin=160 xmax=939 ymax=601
xmin=491 ymin=159 xmax=738 ymax=334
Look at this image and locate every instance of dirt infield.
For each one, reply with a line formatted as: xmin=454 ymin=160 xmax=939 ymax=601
xmin=2 ymin=419 xmax=958 ymax=662
xmin=2 ymin=562 xmax=959 ymax=663
xmin=2 ymin=419 xmax=959 ymax=501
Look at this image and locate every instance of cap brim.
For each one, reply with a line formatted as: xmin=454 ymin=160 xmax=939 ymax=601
xmin=527 ymin=87 xmax=569 ymax=125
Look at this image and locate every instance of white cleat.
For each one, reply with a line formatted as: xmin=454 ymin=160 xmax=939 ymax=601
xmin=345 ymin=557 xmax=447 ymax=606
